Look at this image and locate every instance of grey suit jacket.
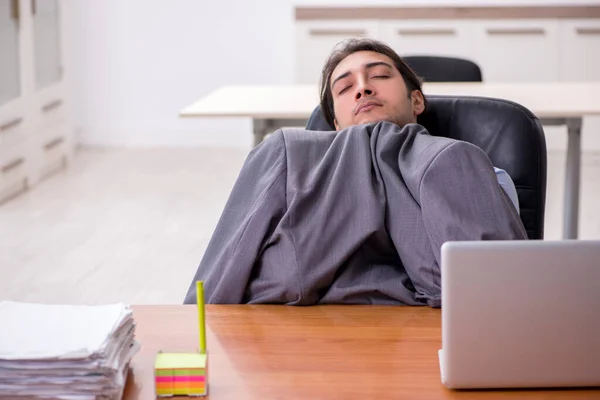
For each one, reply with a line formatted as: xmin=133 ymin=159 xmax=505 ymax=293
xmin=184 ymin=121 xmax=527 ymax=307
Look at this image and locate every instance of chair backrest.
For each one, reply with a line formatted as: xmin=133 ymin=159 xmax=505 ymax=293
xmin=402 ymin=55 xmax=483 ymax=82
xmin=305 ymin=95 xmax=547 ymax=239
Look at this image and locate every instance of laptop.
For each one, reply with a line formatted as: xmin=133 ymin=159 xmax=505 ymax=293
xmin=439 ymin=240 xmax=600 ymax=389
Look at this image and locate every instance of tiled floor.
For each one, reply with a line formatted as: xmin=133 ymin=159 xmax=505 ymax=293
xmin=1 ymin=147 xmax=598 ymax=305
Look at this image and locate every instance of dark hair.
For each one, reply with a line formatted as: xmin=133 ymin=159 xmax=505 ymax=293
xmin=319 ymin=38 xmax=427 ymax=128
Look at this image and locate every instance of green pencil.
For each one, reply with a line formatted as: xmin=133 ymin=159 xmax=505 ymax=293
xmin=196 ymin=281 xmax=207 ymax=354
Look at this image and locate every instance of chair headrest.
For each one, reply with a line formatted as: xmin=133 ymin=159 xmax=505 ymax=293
xmin=402 ymin=55 xmax=483 ymax=82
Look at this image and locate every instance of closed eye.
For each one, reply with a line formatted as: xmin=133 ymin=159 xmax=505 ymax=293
xmin=339 ymin=85 xmax=352 ymax=95
xmin=373 ymin=75 xmax=389 ymax=79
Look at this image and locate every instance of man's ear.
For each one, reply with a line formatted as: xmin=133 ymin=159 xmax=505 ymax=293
xmin=411 ymin=90 xmax=425 ymax=116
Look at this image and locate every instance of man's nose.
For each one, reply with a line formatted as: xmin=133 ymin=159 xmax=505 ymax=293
xmin=355 ymin=79 xmax=374 ymax=100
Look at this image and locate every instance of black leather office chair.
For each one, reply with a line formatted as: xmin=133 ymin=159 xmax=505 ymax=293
xmin=402 ymin=55 xmax=483 ymax=82
xmin=305 ymin=96 xmax=547 ymax=239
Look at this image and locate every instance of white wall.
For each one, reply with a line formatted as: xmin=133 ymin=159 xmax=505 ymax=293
xmin=62 ymin=0 xmax=296 ymax=148
xmin=62 ymin=0 xmax=600 ymax=149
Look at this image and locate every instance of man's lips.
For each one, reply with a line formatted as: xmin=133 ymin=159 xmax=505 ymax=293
xmin=355 ymin=101 xmax=382 ymax=115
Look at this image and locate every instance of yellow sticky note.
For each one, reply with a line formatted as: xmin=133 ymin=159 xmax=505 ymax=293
xmin=155 ymin=352 xmax=207 ymax=369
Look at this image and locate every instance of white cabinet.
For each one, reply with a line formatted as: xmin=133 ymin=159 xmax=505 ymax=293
xmin=295 ymin=20 xmax=380 ymax=84
xmin=380 ymin=20 xmax=481 ymax=64
xmin=472 ymin=19 xmax=563 ymax=151
xmin=559 ymin=19 xmax=600 ymax=81
xmin=0 ymin=0 xmax=72 ymax=204
xmin=0 ymin=0 xmax=29 ymax=201
xmin=474 ymin=20 xmax=560 ymax=82
xmin=559 ymin=19 xmax=600 ymax=151
xmin=0 ymin=143 xmax=28 ymax=202
xmin=297 ymin=18 xmax=563 ymax=83
xmin=38 ymin=124 xmax=68 ymax=179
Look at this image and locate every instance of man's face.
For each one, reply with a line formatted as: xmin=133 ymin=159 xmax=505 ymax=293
xmin=330 ymin=51 xmax=425 ymax=130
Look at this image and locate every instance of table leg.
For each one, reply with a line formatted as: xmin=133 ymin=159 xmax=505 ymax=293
xmin=563 ymin=118 xmax=582 ymax=239
xmin=252 ymin=118 xmax=310 ymax=147
xmin=253 ymin=119 xmax=268 ymax=147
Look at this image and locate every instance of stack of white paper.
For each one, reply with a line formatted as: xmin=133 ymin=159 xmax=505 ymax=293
xmin=0 ymin=301 xmax=140 ymax=400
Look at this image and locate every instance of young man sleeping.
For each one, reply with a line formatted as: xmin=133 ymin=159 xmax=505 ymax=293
xmin=184 ymin=38 xmax=526 ymax=307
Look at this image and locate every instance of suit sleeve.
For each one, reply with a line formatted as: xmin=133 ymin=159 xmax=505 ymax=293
xmin=183 ymin=131 xmax=288 ymax=304
xmin=418 ymin=141 xmax=528 ymax=307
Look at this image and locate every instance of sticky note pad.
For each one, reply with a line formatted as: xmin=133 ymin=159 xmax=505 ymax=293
xmin=154 ymin=353 xmax=208 ymax=397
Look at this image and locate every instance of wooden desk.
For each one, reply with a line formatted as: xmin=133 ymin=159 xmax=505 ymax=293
xmin=123 ymin=305 xmax=600 ymax=399
xmin=180 ymin=82 xmax=600 ymax=240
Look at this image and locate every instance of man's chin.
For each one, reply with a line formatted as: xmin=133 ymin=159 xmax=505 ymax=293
xmin=357 ymin=115 xmax=396 ymax=126
xmin=356 ymin=114 xmax=383 ymax=125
